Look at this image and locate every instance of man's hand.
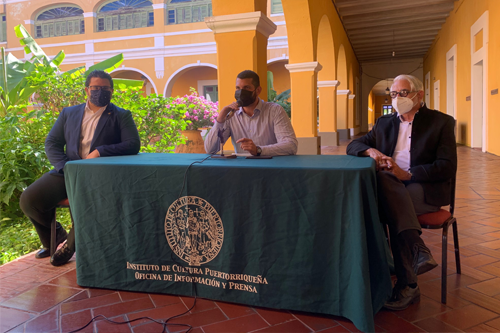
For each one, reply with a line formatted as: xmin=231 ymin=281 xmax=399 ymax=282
xmin=86 ymin=149 xmax=100 ymax=159
xmin=381 ymin=156 xmax=411 ymax=180
xmin=236 ymin=138 xmax=257 ymax=155
xmin=217 ymin=102 xmax=239 ymax=123
xmin=363 ymin=148 xmax=388 ymax=171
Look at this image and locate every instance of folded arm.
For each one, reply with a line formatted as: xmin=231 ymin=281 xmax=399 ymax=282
xmin=204 ymin=120 xmax=230 ymax=154
xmin=95 ymin=110 xmax=140 ymax=157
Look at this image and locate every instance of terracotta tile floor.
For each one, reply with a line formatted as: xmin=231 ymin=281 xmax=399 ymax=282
xmin=1 ymin=142 xmax=500 ymax=333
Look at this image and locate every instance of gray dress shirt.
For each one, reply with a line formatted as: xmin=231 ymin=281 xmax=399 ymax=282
xmin=204 ymin=99 xmax=298 ymax=156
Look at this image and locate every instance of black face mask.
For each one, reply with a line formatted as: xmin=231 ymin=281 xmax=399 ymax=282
xmin=89 ymin=89 xmax=112 ymax=107
xmin=234 ymin=89 xmax=256 ymax=107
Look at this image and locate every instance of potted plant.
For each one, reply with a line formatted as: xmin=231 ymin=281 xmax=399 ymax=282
xmin=172 ymin=88 xmax=219 ymax=153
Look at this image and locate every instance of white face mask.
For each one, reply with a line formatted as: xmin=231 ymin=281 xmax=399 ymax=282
xmin=392 ymin=93 xmax=419 ymax=115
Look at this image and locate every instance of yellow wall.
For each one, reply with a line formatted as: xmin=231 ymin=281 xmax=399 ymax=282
xmin=368 ymin=90 xmax=375 ymax=127
xmin=423 ymin=0 xmax=500 ymax=155
xmin=171 ymin=67 xmax=217 ymax=98
xmin=268 ymin=61 xmax=290 ymax=94
xmin=374 ymin=95 xmax=391 ymax=121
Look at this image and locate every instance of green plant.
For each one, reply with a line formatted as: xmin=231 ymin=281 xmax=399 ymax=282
xmin=267 ymin=71 xmax=291 ymax=118
xmin=0 ymin=211 xmax=72 ymax=265
xmin=269 ymin=89 xmax=291 ymax=118
xmin=0 ymin=25 xmax=65 ymax=116
xmin=0 ymin=25 xmax=149 ymax=264
xmin=171 ymin=88 xmax=219 ymax=130
xmin=113 ymin=89 xmax=189 ymax=153
xmin=0 ymin=109 xmax=57 ymax=219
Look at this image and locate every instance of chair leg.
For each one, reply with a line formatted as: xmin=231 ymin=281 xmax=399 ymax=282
xmin=452 ymin=220 xmax=461 ymax=274
xmin=441 ymin=224 xmax=449 ymax=304
xmin=50 ymin=209 xmax=57 ymax=256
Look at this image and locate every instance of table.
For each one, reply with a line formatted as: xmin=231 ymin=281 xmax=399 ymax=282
xmin=65 ymin=154 xmax=392 ymax=332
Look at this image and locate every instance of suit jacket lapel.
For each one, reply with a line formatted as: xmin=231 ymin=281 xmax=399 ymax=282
xmin=75 ymin=104 xmax=86 ymax=159
xmin=91 ymin=104 xmax=113 ymax=149
xmin=389 ymin=115 xmax=400 ymax=157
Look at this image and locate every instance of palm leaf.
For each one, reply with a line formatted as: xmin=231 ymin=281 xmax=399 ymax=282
xmin=84 ymin=54 xmax=124 ymax=76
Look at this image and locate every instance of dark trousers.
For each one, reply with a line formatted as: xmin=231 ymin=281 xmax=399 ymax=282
xmin=377 ymin=171 xmax=440 ymax=286
xmin=19 ymin=172 xmax=75 ymax=250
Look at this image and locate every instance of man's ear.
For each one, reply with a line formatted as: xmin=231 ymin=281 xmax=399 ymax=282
xmin=256 ymin=86 xmax=262 ymax=96
xmin=418 ymin=90 xmax=424 ymax=102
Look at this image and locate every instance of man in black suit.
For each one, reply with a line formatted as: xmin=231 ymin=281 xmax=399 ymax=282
xmin=20 ymin=70 xmax=140 ymax=267
xmin=347 ymin=74 xmax=457 ymax=310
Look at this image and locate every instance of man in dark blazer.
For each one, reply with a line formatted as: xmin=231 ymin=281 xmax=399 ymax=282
xmin=347 ymin=74 xmax=457 ymax=310
xmin=20 ymin=70 xmax=140 ymax=266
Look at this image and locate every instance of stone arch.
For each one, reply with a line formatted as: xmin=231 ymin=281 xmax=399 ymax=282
xmin=267 ymin=58 xmax=289 ymax=95
xmin=30 ymin=2 xmax=85 ymax=21
xmin=317 ymin=15 xmax=335 ymax=81
xmin=31 ymin=4 xmax=85 ymax=38
xmin=336 ymin=44 xmax=347 ymax=89
xmin=281 ymin=0 xmax=316 ymax=64
xmin=164 ymin=62 xmax=218 ymax=98
xmin=110 ymin=67 xmax=158 ymax=95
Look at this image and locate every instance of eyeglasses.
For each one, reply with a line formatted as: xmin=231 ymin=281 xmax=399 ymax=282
xmin=390 ymin=89 xmax=418 ymax=98
xmin=88 ymin=86 xmax=112 ymax=91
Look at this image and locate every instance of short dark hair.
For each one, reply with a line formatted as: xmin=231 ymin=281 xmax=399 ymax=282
xmin=85 ymin=70 xmax=114 ymax=89
xmin=237 ymin=70 xmax=260 ymax=88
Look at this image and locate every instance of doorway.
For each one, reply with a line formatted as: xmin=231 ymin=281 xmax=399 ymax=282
xmin=471 ymin=60 xmax=484 ymax=149
xmin=433 ymin=80 xmax=440 ymax=111
xmin=446 ymin=45 xmax=457 ymax=118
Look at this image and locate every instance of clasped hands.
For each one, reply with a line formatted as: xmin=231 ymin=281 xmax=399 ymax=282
xmin=86 ymin=149 xmax=100 ymax=159
xmin=365 ymin=148 xmax=411 ymax=181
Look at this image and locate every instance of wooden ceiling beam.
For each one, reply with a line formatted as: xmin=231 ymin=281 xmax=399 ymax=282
xmin=351 ymin=32 xmax=437 ymax=44
xmin=342 ymin=4 xmax=454 ymax=25
xmin=337 ymin=0 xmax=455 ymax=17
xmin=348 ymin=26 xmax=441 ymax=39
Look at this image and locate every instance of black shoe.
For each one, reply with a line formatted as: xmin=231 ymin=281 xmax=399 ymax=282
xmin=413 ymin=245 xmax=438 ymax=275
xmin=35 ymin=228 xmax=68 ymax=259
xmin=50 ymin=243 xmax=75 ymax=266
xmin=384 ymin=284 xmax=421 ymax=311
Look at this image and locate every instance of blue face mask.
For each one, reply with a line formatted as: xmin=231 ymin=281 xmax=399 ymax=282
xmin=89 ymin=89 xmax=112 ymax=107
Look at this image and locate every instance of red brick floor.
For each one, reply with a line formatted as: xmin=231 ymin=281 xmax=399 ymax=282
xmin=1 ymin=143 xmax=500 ymax=333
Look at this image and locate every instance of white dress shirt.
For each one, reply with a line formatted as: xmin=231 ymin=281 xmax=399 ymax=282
xmin=392 ymin=113 xmax=413 ymax=172
xmin=204 ymin=99 xmax=298 ymax=156
xmin=79 ymin=102 xmax=107 ymax=159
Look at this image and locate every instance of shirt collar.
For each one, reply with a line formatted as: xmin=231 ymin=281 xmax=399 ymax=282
xmin=397 ymin=109 xmax=419 ymax=123
xmin=85 ymin=101 xmax=108 ymax=114
xmin=237 ymin=99 xmax=263 ymax=117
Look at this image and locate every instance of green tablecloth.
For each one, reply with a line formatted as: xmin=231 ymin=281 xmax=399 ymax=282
xmin=65 ymin=154 xmax=392 ymax=332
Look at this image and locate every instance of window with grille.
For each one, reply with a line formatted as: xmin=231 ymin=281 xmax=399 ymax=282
xmin=166 ymin=0 xmax=212 ymax=25
xmin=97 ymin=0 xmax=154 ymax=32
xmin=271 ymin=0 xmax=283 ymax=14
xmin=382 ymin=105 xmax=393 ymax=115
xmin=0 ymin=15 xmax=6 ymax=42
xmin=34 ymin=6 xmax=84 ymax=38
xmin=203 ymin=85 xmax=218 ymax=102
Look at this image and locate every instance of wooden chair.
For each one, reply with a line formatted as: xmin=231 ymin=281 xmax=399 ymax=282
xmin=50 ymin=198 xmax=70 ymax=255
xmin=417 ymin=178 xmax=461 ymax=304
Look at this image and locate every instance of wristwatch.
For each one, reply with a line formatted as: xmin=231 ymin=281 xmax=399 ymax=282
xmin=256 ymin=146 xmax=262 ymax=156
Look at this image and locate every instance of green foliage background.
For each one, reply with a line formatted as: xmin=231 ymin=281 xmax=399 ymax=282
xmin=0 ymin=67 xmax=190 ymax=265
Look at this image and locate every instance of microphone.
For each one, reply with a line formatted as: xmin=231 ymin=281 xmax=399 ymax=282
xmin=211 ymin=102 xmax=240 ymax=159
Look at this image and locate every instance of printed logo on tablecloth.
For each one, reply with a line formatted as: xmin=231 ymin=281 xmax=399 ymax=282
xmin=165 ymin=196 xmax=224 ymax=266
